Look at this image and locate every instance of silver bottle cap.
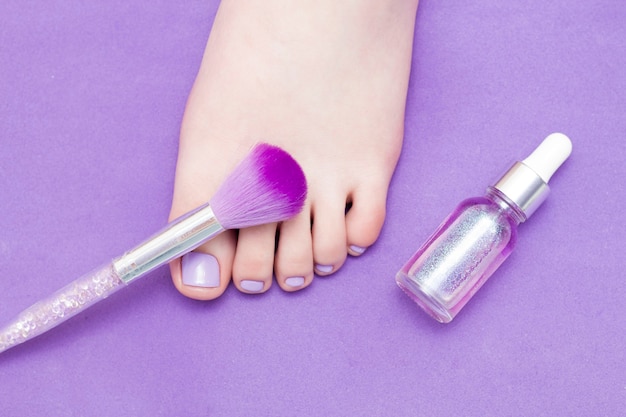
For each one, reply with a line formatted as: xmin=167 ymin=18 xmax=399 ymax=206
xmin=493 ymin=133 xmax=572 ymax=219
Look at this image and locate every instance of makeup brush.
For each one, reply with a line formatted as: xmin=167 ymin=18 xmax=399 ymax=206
xmin=0 ymin=143 xmax=307 ymax=354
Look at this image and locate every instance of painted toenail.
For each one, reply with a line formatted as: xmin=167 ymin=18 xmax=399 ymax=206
xmin=182 ymin=252 xmax=220 ymax=288
xmin=285 ymin=276 xmax=305 ymax=288
xmin=315 ymin=264 xmax=334 ymax=274
xmin=240 ymin=280 xmax=264 ymax=293
xmin=349 ymin=245 xmax=367 ymax=255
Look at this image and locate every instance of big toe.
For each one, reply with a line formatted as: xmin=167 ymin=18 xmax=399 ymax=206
xmin=170 ymin=232 xmax=236 ymax=300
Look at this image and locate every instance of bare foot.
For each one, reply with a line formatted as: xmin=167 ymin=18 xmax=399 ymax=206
xmin=169 ymin=0 xmax=419 ymax=299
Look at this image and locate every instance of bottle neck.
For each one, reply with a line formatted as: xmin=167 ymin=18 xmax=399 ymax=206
xmin=491 ymin=161 xmax=550 ymax=218
xmin=486 ymin=187 xmax=526 ymax=225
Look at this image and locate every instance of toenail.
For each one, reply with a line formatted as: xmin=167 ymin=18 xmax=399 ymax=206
xmin=182 ymin=252 xmax=220 ymax=288
xmin=240 ymin=280 xmax=264 ymax=293
xmin=349 ymin=245 xmax=367 ymax=255
xmin=285 ymin=276 xmax=305 ymax=288
xmin=315 ymin=264 xmax=334 ymax=274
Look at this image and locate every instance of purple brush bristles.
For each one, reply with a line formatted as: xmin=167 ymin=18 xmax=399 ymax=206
xmin=210 ymin=143 xmax=307 ymax=229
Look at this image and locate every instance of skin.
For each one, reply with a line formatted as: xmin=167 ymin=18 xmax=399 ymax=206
xmin=169 ymin=0 xmax=420 ymax=299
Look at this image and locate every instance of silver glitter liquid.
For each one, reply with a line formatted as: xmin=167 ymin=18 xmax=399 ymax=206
xmin=396 ymin=188 xmax=524 ymax=323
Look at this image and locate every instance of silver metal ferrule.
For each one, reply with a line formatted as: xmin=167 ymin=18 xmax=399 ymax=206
xmin=492 ymin=161 xmax=550 ymax=219
xmin=113 ymin=203 xmax=225 ymax=284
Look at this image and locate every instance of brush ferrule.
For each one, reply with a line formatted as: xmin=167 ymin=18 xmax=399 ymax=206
xmin=113 ymin=203 xmax=225 ymax=284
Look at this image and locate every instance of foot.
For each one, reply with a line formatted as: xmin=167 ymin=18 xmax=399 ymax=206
xmin=169 ymin=0 xmax=418 ymax=299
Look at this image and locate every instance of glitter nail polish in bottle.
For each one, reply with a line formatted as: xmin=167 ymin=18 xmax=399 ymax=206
xmin=396 ymin=133 xmax=572 ymax=323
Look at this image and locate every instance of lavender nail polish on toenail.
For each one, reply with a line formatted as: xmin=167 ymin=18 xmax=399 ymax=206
xmin=315 ymin=264 xmax=333 ymax=274
xmin=182 ymin=252 xmax=220 ymax=288
xmin=285 ymin=276 xmax=305 ymax=288
xmin=241 ymin=280 xmax=264 ymax=293
xmin=349 ymin=245 xmax=367 ymax=255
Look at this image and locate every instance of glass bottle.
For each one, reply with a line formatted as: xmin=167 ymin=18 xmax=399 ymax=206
xmin=396 ymin=133 xmax=572 ymax=323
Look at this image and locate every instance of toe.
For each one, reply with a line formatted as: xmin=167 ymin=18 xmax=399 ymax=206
xmin=232 ymin=223 xmax=277 ymax=294
xmin=170 ymin=231 xmax=236 ymax=301
xmin=345 ymin=184 xmax=387 ymax=256
xmin=275 ymin=208 xmax=314 ymax=291
xmin=311 ymin=194 xmax=348 ymax=276
xmin=168 ymin=128 xmax=239 ymax=300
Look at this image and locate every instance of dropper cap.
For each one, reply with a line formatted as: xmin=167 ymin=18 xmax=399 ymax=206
xmin=492 ymin=133 xmax=572 ymax=219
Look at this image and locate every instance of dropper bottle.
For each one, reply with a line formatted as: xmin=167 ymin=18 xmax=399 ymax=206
xmin=396 ymin=133 xmax=572 ymax=323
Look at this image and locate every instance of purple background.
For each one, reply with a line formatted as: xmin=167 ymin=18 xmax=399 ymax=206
xmin=1 ymin=1 xmax=624 ymax=415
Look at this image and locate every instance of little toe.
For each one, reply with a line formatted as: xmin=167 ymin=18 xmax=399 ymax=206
xmin=311 ymin=195 xmax=348 ymax=276
xmin=232 ymin=223 xmax=277 ymax=294
xmin=345 ymin=184 xmax=388 ymax=256
xmin=275 ymin=210 xmax=314 ymax=292
xmin=170 ymin=231 xmax=236 ymax=301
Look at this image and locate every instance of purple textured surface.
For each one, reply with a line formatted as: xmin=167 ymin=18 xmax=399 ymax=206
xmin=0 ymin=1 xmax=624 ymax=416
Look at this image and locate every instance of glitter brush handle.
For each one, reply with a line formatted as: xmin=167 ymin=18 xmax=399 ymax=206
xmin=0 ymin=264 xmax=124 ymax=354
xmin=0 ymin=204 xmax=226 ymax=354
